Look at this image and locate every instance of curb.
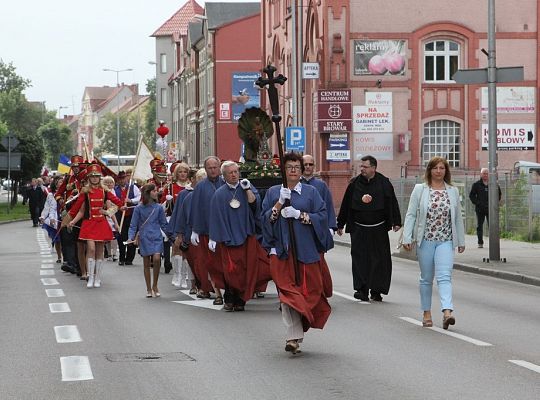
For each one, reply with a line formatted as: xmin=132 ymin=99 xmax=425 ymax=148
xmin=334 ymin=239 xmax=540 ymax=288
xmin=0 ymin=218 xmax=28 ymax=225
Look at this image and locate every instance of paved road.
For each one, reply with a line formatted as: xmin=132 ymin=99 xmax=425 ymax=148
xmin=1 ymin=221 xmax=539 ymax=399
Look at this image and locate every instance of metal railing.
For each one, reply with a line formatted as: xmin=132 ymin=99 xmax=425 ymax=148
xmin=390 ymin=173 xmax=540 ymax=242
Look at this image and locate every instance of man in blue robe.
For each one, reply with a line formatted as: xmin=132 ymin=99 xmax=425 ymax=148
xmin=190 ymin=156 xmax=225 ymax=304
xmin=208 ymin=161 xmax=262 ymax=311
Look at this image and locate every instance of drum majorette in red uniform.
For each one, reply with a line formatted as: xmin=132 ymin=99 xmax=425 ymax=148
xmin=162 ymin=161 xmax=191 ymax=287
xmin=68 ymin=163 xmax=124 ymax=288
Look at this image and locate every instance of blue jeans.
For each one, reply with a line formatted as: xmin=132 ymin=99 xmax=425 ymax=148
xmin=417 ymin=240 xmax=454 ymax=312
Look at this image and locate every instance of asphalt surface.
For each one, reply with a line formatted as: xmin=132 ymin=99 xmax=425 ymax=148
xmin=0 ymin=221 xmax=539 ymax=400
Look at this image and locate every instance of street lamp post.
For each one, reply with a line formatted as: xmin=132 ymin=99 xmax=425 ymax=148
xmin=103 ymin=68 xmax=133 ymax=170
xmin=58 ymin=106 xmax=68 ymax=119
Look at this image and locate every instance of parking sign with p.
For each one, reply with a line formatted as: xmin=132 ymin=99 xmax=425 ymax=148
xmin=285 ymin=126 xmax=306 ymax=152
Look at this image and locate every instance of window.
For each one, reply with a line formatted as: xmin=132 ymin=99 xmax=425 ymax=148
xmin=422 ymin=120 xmax=461 ymax=167
xmin=161 ymin=88 xmax=168 ymax=108
xmin=160 ymin=53 xmax=167 ymax=74
xmin=424 ymin=40 xmax=459 ymax=82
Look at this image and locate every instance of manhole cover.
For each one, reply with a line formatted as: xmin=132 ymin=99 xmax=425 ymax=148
xmin=105 ymin=352 xmax=195 ymax=362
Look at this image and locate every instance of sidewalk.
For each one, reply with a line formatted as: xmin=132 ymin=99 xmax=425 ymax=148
xmin=333 ymin=230 xmax=540 ymax=287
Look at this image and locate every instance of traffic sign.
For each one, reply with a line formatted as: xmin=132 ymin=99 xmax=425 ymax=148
xmin=452 ymin=66 xmax=523 ymax=84
xmin=285 ymin=126 xmax=306 ymax=152
xmin=1 ymin=133 xmax=19 ymax=151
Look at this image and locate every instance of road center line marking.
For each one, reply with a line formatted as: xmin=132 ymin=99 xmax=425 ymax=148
xmin=40 ymin=270 xmax=55 ymax=276
xmin=41 ymin=278 xmax=59 ymax=286
xmin=46 ymin=289 xmax=65 ymax=297
xmin=333 ymin=290 xmax=371 ymax=304
xmin=54 ymin=325 xmax=82 ymax=343
xmin=60 ymin=356 xmax=93 ymax=381
xmin=509 ymin=360 xmax=540 ymax=374
xmin=49 ymin=303 xmax=71 ymax=313
xmin=399 ymin=317 xmax=493 ymax=346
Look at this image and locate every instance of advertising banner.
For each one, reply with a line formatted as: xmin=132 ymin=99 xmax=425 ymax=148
xmin=317 ymin=89 xmax=352 ymax=132
xmin=353 ymin=40 xmax=406 ymax=76
xmin=481 ymin=87 xmax=535 ymax=114
xmin=353 ymin=133 xmax=393 ymax=160
xmin=231 ymin=72 xmax=261 ymax=121
xmin=353 ymin=105 xmax=392 ymax=133
xmin=481 ymin=124 xmax=535 ymax=150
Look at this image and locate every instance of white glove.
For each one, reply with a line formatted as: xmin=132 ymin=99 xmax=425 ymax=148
xmin=240 ymin=179 xmax=251 ymax=190
xmin=208 ymin=239 xmax=217 ymax=252
xmin=279 ymin=187 xmax=291 ymax=204
xmin=269 ymin=248 xmax=277 ymax=255
xmin=190 ymin=231 xmax=200 ymax=246
xmin=165 ymin=194 xmax=173 ymax=201
xmin=281 ymin=206 xmax=301 ymax=219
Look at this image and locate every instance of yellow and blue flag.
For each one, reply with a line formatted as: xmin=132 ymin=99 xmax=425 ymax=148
xmin=57 ymin=154 xmax=71 ymax=174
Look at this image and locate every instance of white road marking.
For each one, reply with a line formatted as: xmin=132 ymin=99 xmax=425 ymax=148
xmin=41 ymin=264 xmax=54 ymax=269
xmin=399 ymin=317 xmax=493 ymax=346
xmin=46 ymin=289 xmax=65 ymax=297
xmin=41 ymin=278 xmax=59 ymax=285
xmin=40 ymin=252 xmax=51 ymax=255
xmin=509 ymin=360 xmax=540 ymax=374
xmin=49 ymin=303 xmax=71 ymax=313
xmin=172 ymin=299 xmax=224 ymax=310
xmin=54 ymin=325 xmax=82 ymax=343
xmin=333 ymin=290 xmax=371 ymax=304
xmin=41 ymin=255 xmax=53 ymax=259
xmin=60 ymin=356 xmax=93 ymax=381
xmin=40 ymin=270 xmax=55 ymax=276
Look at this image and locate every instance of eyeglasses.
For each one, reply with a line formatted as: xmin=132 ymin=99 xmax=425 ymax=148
xmin=304 ymin=163 xmax=314 ymax=166
xmin=285 ymin=165 xmax=301 ymax=171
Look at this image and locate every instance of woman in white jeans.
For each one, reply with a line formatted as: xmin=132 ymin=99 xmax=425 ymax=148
xmin=402 ymin=157 xmax=465 ymax=330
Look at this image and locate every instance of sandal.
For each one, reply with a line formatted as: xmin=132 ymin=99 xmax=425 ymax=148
xmin=422 ymin=319 xmax=433 ymax=327
xmin=213 ymin=296 xmax=224 ymax=305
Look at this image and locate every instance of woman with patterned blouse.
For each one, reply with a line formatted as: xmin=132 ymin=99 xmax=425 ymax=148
xmin=401 ymin=157 xmax=465 ymax=330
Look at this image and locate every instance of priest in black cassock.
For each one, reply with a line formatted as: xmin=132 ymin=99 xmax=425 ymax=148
xmin=337 ymin=155 xmax=401 ymax=302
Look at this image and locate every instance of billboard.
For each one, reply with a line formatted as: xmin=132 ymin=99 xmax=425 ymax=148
xmin=481 ymin=87 xmax=535 ymax=114
xmin=353 ymin=133 xmax=393 ymax=160
xmin=353 ymin=105 xmax=392 ymax=133
xmin=231 ymin=72 xmax=261 ymax=121
xmin=481 ymin=124 xmax=535 ymax=150
xmin=353 ymin=40 xmax=406 ymax=76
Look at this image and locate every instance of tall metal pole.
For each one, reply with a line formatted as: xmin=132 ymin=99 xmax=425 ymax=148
xmin=291 ymin=0 xmax=298 ymax=126
xmin=103 ymin=68 xmax=133 ymax=169
xmin=487 ymin=0 xmax=500 ymax=260
xmin=7 ymin=133 xmax=11 ymax=213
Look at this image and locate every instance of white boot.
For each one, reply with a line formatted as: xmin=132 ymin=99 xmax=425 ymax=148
xmin=94 ymin=259 xmax=103 ymax=288
xmin=172 ymin=255 xmax=181 ymax=288
xmin=183 ymin=258 xmax=194 ymax=289
xmin=87 ymin=258 xmax=95 ymax=288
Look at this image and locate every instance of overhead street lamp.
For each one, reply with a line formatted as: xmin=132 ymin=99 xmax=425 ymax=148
xmin=103 ymin=68 xmax=133 ymax=170
xmin=58 ymin=105 xmax=68 ymax=119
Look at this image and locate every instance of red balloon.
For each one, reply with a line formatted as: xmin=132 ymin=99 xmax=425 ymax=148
xmin=156 ymin=123 xmax=169 ymax=138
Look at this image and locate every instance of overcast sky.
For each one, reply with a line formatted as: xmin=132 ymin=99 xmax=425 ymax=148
xmin=0 ymin=0 xmax=252 ymax=117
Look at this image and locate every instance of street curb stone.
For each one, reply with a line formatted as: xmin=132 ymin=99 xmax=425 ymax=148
xmin=334 ymin=239 xmax=540 ymax=288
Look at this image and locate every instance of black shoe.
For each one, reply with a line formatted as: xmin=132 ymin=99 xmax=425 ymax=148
xmin=164 ymin=262 xmax=173 ymax=274
xmin=124 ymin=261 xmax=133 ymax=266
xmin=370 ymin=291 xmax=383 ymax=302
xmin=118 ymin=261 xmax=125 ymax=266
xmin=61 ymin=264 xmax=75 ymax=274
xmin=353 ymin=290 xmax=369 ymax=302
xmin=75 ymin=268 xmax=82 ymax=277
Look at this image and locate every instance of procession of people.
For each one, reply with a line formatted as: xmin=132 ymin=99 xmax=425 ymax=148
xmin=28 ymin=148 xmax=475 ymax=354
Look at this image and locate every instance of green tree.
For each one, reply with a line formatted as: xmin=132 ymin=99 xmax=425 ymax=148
xmin=38 ymin=119 xmax=73 ymax=168
xmin=94 ymin=112 xmax=139 ymax=156
xmin=0 ymin=60 xmax=46 ymax=205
